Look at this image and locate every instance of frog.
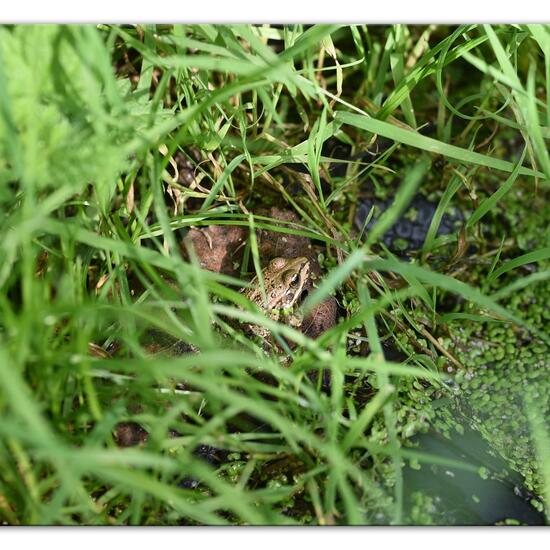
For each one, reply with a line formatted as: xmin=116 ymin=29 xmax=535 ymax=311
xmin=242 ymin=256 xmax=311 ymax=341
xmin=183 ymin=207 xmax=338 ymax=341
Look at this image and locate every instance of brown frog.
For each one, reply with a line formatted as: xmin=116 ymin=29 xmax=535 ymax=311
xmin=242 ymin=256 xmax=311 ymax=340
xmin=183 ymin=207 xmax=338 ymax=341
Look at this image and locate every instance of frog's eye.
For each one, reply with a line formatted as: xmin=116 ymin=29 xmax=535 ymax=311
xmin=284 ymin=271 xmax=300 ymax=286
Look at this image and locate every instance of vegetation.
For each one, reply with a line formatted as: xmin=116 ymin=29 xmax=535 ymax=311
xmin=0 ymin=24 xmax=549 ymax=525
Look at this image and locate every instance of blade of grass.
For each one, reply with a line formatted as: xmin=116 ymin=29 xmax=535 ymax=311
xmin=335 ymin=111 xmax=545 ymax=179
xmin=525 ymin=398 xmax=550 ymax=524
xmin=488 ymin=247 xmax=550 ymax=283
xmin=466 ymin=146 xmax=526 ymax=228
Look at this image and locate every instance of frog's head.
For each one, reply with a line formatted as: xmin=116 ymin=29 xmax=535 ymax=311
xmin=267 ymin=256 xmax=310 ymax=310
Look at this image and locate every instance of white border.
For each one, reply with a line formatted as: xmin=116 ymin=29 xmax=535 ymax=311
xmin=0 ymin=5 xmax=548 ymax=546
xmin=1 ymin=1 xmax=550 ymax=23
xmin=0 ymin=527 xmax=548 ymax=549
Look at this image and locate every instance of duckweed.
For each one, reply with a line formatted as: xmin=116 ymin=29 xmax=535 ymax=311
xmin=446 ymin=277 xmax=550 ymax=494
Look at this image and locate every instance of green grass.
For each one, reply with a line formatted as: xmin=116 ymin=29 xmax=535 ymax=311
xmin=1 ymin=23 xmax=550 ymax=525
